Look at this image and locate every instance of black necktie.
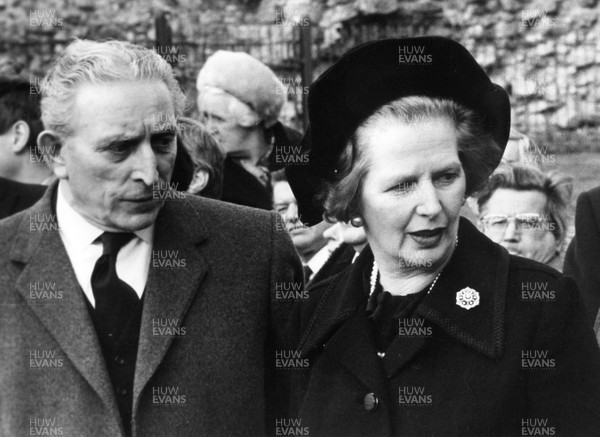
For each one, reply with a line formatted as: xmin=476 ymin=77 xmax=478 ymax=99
xmin=91 ymin=232 xmax=139 ymax=342
xmin=303 ymin=264 xmax=313 ymax=283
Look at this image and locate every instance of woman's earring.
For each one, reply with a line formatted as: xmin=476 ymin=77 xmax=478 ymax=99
xmin=350 ymin=217 xmax=364 ymax=228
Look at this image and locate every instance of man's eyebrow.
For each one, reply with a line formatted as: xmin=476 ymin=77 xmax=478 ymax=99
xmin=151 ymin=123 xmax=178 ymax=135
xmin=96 ymin=133 xmax=143 ymax=148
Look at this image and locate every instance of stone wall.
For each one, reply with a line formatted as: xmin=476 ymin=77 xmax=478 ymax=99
xmin=296 ymin=0 xmax=600 ymax=145
xmin=2 ymin=0 xmax=600 ymax=148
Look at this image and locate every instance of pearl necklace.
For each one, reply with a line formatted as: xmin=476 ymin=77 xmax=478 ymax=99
xmin=369 ymin=236 xmax=458 ymax=297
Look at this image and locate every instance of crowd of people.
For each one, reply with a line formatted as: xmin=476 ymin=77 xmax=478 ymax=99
xmin=1 ymin=36 xmax=600 ymax=436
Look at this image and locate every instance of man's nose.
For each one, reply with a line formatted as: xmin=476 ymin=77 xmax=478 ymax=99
xmin=503 ymin=219 xmax=520 ymax=242
xmin=285 ymin=202 xmax=299 ymax=222
xmin=323 ymin=225 xmax=336 ymax=240
xmin=132 ymin=142 xmax=160 ymax=186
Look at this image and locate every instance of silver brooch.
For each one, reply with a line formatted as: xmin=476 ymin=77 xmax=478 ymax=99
xmin=456 ymin=287 xmax=480 ymax=310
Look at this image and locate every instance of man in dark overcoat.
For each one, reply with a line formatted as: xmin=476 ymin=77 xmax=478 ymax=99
xmin=564 ymin=185 xmax=600 ymax=328
xmin=0 ymin=39 xmax=301 ymax=437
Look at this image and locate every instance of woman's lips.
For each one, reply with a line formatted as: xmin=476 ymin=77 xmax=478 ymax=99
xmin=407 ymin=228 xmax=444 ymax=247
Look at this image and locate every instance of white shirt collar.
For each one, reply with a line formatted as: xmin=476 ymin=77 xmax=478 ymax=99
xmin=306 ymin=244 xmax=333 ymax=277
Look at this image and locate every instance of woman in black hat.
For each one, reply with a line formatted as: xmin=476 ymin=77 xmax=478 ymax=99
xmin=283 ymin=37 xmax=600 ymax=437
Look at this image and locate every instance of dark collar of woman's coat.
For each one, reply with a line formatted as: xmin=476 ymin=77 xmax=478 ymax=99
xmin=297 ymin=218 xmax=510 ymax=361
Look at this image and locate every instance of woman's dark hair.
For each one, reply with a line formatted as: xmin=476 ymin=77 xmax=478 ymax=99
xmin=319 ymin=96 xmax=502 ymax=223
xmin=477 ymin=163 xmax=573 ymax=244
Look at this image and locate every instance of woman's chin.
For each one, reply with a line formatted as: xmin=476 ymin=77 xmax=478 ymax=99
xmin=398 ymin=235 xmax=455 ymax=271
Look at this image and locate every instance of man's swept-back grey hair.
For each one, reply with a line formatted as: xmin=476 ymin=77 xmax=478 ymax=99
xmin=40 ymin=39 xmax=186 ymax=137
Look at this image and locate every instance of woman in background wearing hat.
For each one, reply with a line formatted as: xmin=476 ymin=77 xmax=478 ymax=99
xmin=196 ymin=50 xmax=302 ymax=210
xmin=284 ymin=37 xmax=600 ymax=437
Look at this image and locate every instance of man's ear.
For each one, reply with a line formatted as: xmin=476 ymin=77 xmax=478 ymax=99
xmin=9 ymin=120 xmax=30 ymax=154
xmin=37 ymin=130 xmax=67 ymax=179
xmin=187 ymin=170 xmax=209 ymax=195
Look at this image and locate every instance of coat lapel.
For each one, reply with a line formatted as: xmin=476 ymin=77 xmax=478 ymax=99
xmin=10 ymin=184 xmax=121 ymax=422
xmin=298 ymin=248 xmax=369 ymax=358
xmin=133 ymin=197 xmax=209 ymax=407
xmin=383 ymin=219 xmax=509 ymax=379
xmin=299 ymin=248 xmax=387 ymax=393
xmin=299 ymin=218 xmax=509 ymax=384
xmin=322 ymin=316 xmax=389 ymax=395
xmin=418 ymin=219 xmax=508 ymax=358
xmin=381 ymin=334 xmax=429 ymax=379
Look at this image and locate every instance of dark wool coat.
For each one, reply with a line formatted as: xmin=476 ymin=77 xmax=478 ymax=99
xmin=0 ymin=176 xmax=46 ymax=220
xmin=288 ymin=218 xmax=600 ymax=437
xmin=564 ymin=186 xmax=600 ymax=326
xmin=221 ymin=156 xmax=273 ymax=210
xmin=0 ymin=182 xmax=302 ymax=437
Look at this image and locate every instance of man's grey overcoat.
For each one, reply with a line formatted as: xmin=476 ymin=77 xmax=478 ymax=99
xmin=0 ymin=182 xmax=302 ymax=436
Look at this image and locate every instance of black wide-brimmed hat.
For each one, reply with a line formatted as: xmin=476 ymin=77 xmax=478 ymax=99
xmin=286 ymin=36 xmax=511 ymax=226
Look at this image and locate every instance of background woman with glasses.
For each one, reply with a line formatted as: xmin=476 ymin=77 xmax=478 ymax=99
xmin=477 ymin=163 xmax=573 ymax=271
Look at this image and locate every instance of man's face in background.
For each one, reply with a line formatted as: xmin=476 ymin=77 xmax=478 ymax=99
xmin=0 ymin=124 xmax=21 ymax=177
xmin=273 ymin=179 xmax=330 ymax=257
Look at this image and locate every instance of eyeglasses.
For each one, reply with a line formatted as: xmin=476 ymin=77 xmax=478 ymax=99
xmin=479 ymin=213 xmax=553 ymax=234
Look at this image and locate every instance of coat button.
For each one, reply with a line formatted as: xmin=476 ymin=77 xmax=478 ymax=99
xmin=114 ymin=355 xmax=125 ymax=365
xmin=363 ymin=393 xmax=379 ymax=412
xmin=117 ymin=386 xmax=128 ymax=396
